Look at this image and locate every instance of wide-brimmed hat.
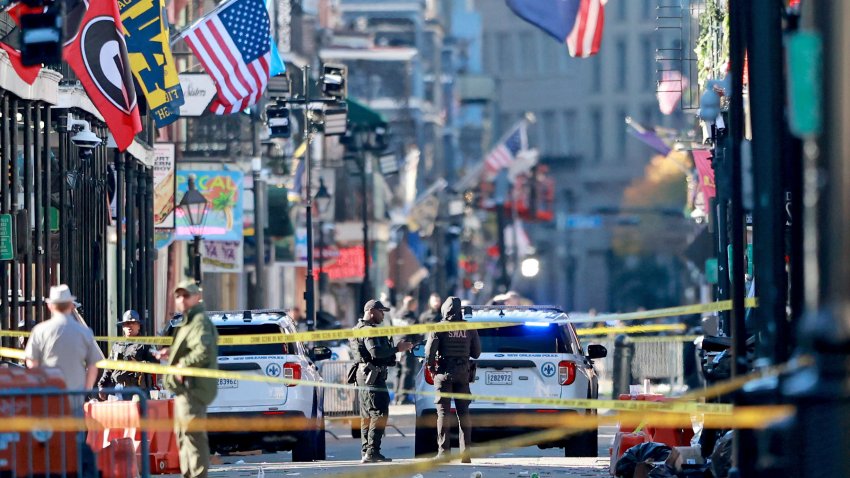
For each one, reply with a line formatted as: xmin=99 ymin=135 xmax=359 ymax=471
xmin=45 ymin=285 xmax=76 ymax=304
xmin=118 ymin=309 xmax=141 ymax=325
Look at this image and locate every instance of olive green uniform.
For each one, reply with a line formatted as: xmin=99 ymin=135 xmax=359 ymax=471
xmin=164 ymin=303 xmax=218 ymax=478
xmin=425 ymin=298 xmax=481 ymax=457
xmin=351 ymin=319 xmax=398 ymax=458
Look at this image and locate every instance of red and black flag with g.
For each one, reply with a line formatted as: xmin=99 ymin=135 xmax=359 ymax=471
xmin=63 ymin=0 xmax=141 ymax=151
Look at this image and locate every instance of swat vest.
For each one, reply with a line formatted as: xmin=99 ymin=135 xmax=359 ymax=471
xmin=437 ymin=325 xmax=472 ymax=359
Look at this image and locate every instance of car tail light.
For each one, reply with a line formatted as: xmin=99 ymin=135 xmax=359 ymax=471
xmin=424 ymin=367 xmax=434 ymax=385
xmin=283 ymin=362 xmax=301 ymax=387
xmin=558 ymin=360 xmax=576 ymax=386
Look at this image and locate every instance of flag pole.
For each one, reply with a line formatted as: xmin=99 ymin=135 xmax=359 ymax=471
xmin=170 ymin=0 xmax=239 ymax=46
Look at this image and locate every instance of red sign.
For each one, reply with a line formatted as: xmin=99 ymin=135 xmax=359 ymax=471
xmin=316 ymin=246 xmax=369 ymax=281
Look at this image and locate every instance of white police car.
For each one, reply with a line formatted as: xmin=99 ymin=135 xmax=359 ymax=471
xmin=412 ymin=306 xmax=607 ymax=457
xmin=204 ymin=310 xmax=331 ymax=461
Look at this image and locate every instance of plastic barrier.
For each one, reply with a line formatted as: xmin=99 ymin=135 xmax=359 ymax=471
xmin=86 ymin=398 xmax=179 ymax=475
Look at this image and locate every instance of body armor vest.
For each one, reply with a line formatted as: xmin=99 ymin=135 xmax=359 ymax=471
xmin=437 ymin=327 xmax=471 ymax=358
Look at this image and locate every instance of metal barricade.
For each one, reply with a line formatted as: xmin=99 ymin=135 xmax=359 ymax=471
xmin=0 ymin=383 xmax=150 ymax=478
xmin=589 ymin=337 xmax=689 ymax=398
xmin=318 ymin=360 xmax=358 ymax=417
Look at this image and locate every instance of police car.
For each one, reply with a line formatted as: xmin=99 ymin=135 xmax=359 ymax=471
xmin=412 ymin=306 xmax=607 ymax=457
xmin=166 ymin=309 xmax=331 ymax=461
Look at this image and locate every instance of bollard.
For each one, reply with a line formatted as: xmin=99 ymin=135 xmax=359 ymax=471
xmin=612 ymin=334 xmax=634 ymax=398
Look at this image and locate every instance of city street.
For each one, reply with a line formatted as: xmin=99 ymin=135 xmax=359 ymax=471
xmin=199 ymin=406 xmax=612 ymax=478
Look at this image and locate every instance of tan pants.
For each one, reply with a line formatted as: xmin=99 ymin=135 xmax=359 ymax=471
xmin=174 ymin=394 xmax=210 ymax=478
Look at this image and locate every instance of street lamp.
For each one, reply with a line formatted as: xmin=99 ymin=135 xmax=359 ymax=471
xmin=521 ymin=256 xmax=540 ymax=278
xmin=178 ymin=174 xmax=210 ymax=286
xmin=315 ymin=178 xmax=332 ymax=307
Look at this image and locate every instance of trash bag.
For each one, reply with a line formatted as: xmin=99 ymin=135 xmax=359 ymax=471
xmin=615 ymin=442 xmax=673 ymax=478
xmin=647 ymin=464 xmax=677 ymax=478
xmin=710 ymin=431 xmax=734 ymax=478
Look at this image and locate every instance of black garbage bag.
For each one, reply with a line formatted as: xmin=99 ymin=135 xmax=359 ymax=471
xmin=710 ymin=431 xmax=734 ymax=478
xmin=616 ymin=442 xmax=673 ymax=478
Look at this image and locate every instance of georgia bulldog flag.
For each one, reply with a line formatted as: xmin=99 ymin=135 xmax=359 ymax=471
xmin=63 ymin=0 xmax=141 ymax=152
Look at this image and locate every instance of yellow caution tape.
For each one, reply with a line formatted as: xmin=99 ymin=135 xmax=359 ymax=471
xmin=0 ymin=405 xmax=795 ymax=434
xmin=575 ymin=323 xmax=686 ymax=336
xmin=0 ymin=347 xmax=25 ymax=360
xmin=571 ymin=297 xmax=759 ymax=324
xmin=96 ymin=359 xmax=731 ymax=414
xmin=0 ymin=330 xmax=31 ymax=338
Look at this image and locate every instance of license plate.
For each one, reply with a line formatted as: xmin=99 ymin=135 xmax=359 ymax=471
xmin=485 ymin=371 xmax=512 ymax=385
xmin=218 ymin=378 xmax=238 ymax=389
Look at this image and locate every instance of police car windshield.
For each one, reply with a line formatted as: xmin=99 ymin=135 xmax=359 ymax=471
xmin=215 ymin=323 xmax=293 ymax=356
xmin=478 ymin=324 xmax=573 ymax=354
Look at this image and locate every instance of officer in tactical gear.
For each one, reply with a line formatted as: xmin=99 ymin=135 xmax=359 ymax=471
xmin=425 ymin=297 xmax=481 ymax=462
xmin=350 ymin=299 xmax=413 ymax=463
xmin=98 ymin=309 xmax=159 ymax=400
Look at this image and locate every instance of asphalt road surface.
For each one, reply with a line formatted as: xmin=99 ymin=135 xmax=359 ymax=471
xmin=189 ymin=406 xmax=612 ymax=478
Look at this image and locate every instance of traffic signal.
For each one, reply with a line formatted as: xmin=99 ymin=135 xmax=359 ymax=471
xmin=20 ymin=4 xmax=62 ymax=66
xmin=266 ymin=102 xmax=291 ymax=138
xmin=320 ymin=63 xmax=347 ymax=98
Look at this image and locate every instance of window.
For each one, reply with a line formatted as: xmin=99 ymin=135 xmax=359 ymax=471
xmin=616 ymin=38 xmax=627 ymax=91
xmin=591 ymin=58 xmax=602 ymax=92
xmin=642 ymin=35 xmax=655 ymax=90
xmin=591 ymin=108 xmax=603 ymax=162
xmin=498 ymin=32 xmax=513 ymax=74
xmin=478 ymin=324 xmax=575 ymax=354
xmin=520 ymin=32 xmax=537 ymax=74
xmin=617 ymin=108 xmax=628 ymax=159
xmin=563 ymin=110 xmax=577 ymax=156
xmin=543 ymin=110 xmax=558 ymax=153
xmin=215 ymin=323 xmax=294 ymax=356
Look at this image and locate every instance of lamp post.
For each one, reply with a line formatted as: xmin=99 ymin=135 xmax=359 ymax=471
xmin=314 ymin=178 xmax=332 ymax=308
xmin=178 ymin=174 xmax=210 ymax=286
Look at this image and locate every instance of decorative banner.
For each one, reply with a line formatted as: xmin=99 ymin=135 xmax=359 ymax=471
xmin=119 ymin=0 xmax=185 ymax=127
xmin=175 ymin=170 xmax=244 ymax=241
xmin=692 ymin=150 xmax=717 ymax=202
xmin=153 ymin=143 xmax=176 ymax=228
xmin=202 ymin=240 xmax=244 ymax=273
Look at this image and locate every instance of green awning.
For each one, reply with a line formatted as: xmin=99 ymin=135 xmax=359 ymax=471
xmin=347 ymin=98 xmax=386 ymax=128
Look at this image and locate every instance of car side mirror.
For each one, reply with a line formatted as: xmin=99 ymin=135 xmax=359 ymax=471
xmin=586 ymin=344 xmax=607 ymax=360
xmin=310 ymin=346 xmax=333 ymax=362
xmin=412 ymin=342 xmax=426 ymax=359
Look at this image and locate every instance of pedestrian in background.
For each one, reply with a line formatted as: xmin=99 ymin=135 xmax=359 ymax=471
xmin=419 ymin=293 xmax=442 ymax=323
xmin=350 ymin=299 xmax=413 ymax=463
xmin=392 ymin=295 xmax=420 ymax=405
xmin=25 ymin=284 xmax=104 ymax=476
xmin=98 ymin=309 xmax=159 ymax=400
xmin=425 ymin=296 xmax=481 ymax=463
xmin=155 ymin=280 xmax=218 ymax=478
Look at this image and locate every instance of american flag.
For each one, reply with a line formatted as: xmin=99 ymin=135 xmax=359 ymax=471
xmin=182 ymin=0 xmax=270 ymax=115
xmin=566 ymin=0 xmax=606 ymax=58
xmin=484 ymin=125 xmax=524 ymax=176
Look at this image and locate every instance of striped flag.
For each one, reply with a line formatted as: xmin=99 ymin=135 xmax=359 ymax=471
xmin=506 ymin=0 xmax=606 ymax=59
xmin=484 ymin=124 xmax=524 ymax=177
xmin=181 ymin=0 xmax=271 ymax=115
xmin=566 ymin=0 xmax=606 ymax=58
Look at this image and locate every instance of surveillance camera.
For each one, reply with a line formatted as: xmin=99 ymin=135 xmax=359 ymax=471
xmin=67 ymin=117 xmax=101 ymax=150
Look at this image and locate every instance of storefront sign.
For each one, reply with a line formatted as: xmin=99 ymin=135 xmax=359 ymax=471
xmin=153 ymin=143 xmax=176 ymax=228
xmin=202 ymin=240 xmax=243 ymax=273
xmin=175 ymin=170 xmax=244 ymax=241
xmin=178 ymin=74 xmax=215 ymax=116
xmin=0 ymin=214 xmax=12 ymax=261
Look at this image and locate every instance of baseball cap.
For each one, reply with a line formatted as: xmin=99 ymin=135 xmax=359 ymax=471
xmin=363 ymin=299 xmax=391 ymax=313
xmin=118 ymin=309 xmax=141 ymax=324
xmin=174 ymin=279 xmax=201 ymax=296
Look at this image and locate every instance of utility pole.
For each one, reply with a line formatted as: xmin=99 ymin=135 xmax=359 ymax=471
xmin=493 ymin=169 xmax=511 ymax=294
xmin=302 ymin=65 xmax=316 ymax=332
xmin=252 ymin=157 xmax=266 ymax=309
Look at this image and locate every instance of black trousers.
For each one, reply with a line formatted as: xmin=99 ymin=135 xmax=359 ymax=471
xmin=434 ymin=369 xmax=472 ymax=456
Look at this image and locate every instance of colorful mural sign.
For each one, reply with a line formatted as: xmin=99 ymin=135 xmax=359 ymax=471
xmin=175 ymin=170 xmax=244 ymax=241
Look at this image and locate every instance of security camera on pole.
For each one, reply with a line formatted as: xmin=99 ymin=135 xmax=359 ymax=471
xmin=265 ymin=65 xmax=348 ymax=331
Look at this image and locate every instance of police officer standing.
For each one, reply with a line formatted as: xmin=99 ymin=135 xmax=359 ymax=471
xmin=154 ymin=280 xmax=218 ymax=478
xmin=425 ymin=297 xmax=481 ymax=463
xmin=351 ymin=299 xmax=413 ymax=463
xmin=98 ymin=310 xmax=159 ymax=400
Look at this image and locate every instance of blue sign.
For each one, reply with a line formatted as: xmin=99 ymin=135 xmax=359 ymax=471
xmin=265 ymin=363 xmax=281 ymax=377
xmin=540 ymin=362 xmax=556 ymax=378
xmin=561 ymin=214 xmax=603 ymax=230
